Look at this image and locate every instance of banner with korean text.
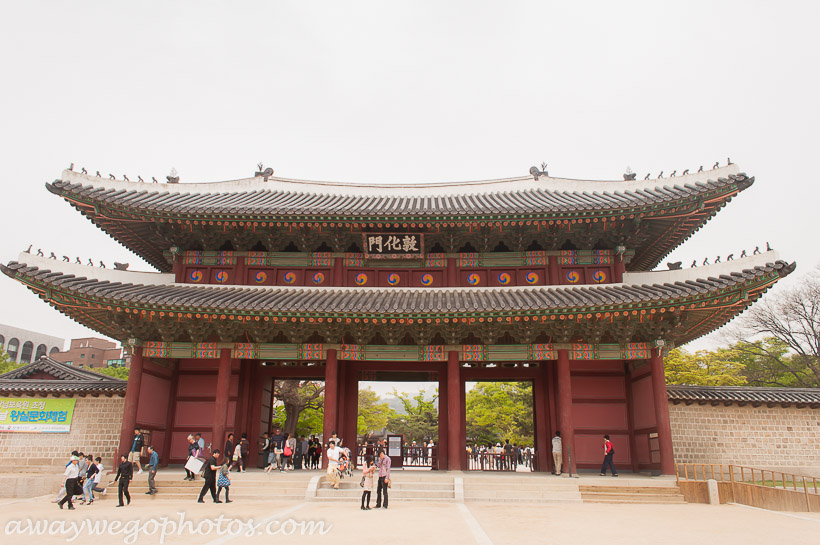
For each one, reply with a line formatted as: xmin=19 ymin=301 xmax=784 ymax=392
xmin=0 ymin=398 xmax=76 ymax=433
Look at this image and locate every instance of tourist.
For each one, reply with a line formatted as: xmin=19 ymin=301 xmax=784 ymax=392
xmin=552 ymin=431 xmax=563 ymax=475
xmin=374 ymin=449 xmax=391 ymax=509
xmin=81 ymin=455 xmax=97 ymax=504
xmin=54 ymin=451 xmax=79 ymax=503
xmin=312 ymin=439 xmax=322 ymax=469
xmin=90 ymin=457 xmax=106 ymax=498
xmin=57 ymin=455 xmax=80 ymax=510
xmin=216 ymin=460 xmax=232 ymax=503
xmin=197 ymin=448 xmax=222 ymax=503
xmin=326 ymin=440 xmax=341 ymax=489
xmin=238 ymin=434 xmax=249 ymax=471
xmin=145 ymin=445 xmax=159 ymax=495
xmin=185 ymin=435 xmax=200 ymax=481
xmin=285 ymin=433 xmax=296 ymax=470
xmin=231 ymin=435 xmax=243 ymax=472
xmin=261 ymin=433 xmax=271 ymax=469
xmin=504 ymin=439 xmax=513 ymax=470
xmin=225 ymin=433 xmax=235 ymax=464
xmin=600 ymin=434 xmax=618 ymax=477
xmin=269 ymin=427 xmax=286 ymax=472
xmin=114 ymin=453 xmax=133 ymax=507
xmin=195 ymin=433 xmax=205 ymax=453
xmin=130 ymin=428 xmax=144 ymax=474
xmin=297 ymin=435 xmax=308 ymax=469
xmin=330 ymin=430 xmax=342 ymax=447
xmin=360 ymin=458 xmax=376 ymax=510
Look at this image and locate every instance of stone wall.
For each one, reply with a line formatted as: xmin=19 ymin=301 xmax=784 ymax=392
xmin=0 ymin=395 xmax=124 ymax=471
xmin=669 ymin=402 xmax=820 ymax=475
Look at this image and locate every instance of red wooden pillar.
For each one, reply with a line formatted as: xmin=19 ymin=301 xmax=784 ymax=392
xmin=336 ymin=361 xmax=347 ymax=440
xmin=160 ymin=361 xmax=179 ymax=467
xmin=344 ymin=366 xmax=359 ymax=452
xmin=118 ymin=347 xmax=145 ymax=460
xmin=533 ymin=370 xmax=550 ymax=472
xmin=323 ymin=348 xmax=339 ymax=466
xmin=556 ymin=349 xmax=576 ymax=474
xmin=235 ymin=256 xmax=247 ymax=285
xmin=447 ymin=257 xmax=458 ymax=287
xmin=650 ymin=348 xmax=675 ymax=475
xmin=624 ymin=362 xmax=640 ymax=473
xmin=548 ymin=255 xmax=559 ymax=285
xmin=437 ymin=363 xmax=448 ymax=470
xmin=247 ymin=363 xmax=265 ymax=467
xmin=614 ymin=254 xmax=626 ymax=283
xmin=447 ymin=350 xmax=463 ymax=470
xmin=332 ymin=257 xmax=344 ymax=286
xmin=212 ymin=349 xmax=233 ymax=459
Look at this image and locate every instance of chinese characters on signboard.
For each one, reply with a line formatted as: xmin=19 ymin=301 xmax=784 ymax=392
xmin=363 ymin=233 xmax=424 ymax=259
xmin=0 ymin=398 xmax=76 ymax=433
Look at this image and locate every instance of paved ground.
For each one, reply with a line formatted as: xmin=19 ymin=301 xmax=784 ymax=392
xmin=0 ymin=494 xmax=818 ymax=545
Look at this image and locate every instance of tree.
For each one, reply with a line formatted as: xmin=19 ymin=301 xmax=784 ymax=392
xmin=664 ymin=348 xmax=747 ymax=386
xmin=728 ymin=266 xmax=820 ymax=388
xmin=89 ymin=366 xmax=130 ymax=380
xmin=465 ymin=382 xmax=533 ymax=446
xmin=273 ymin=380 xmax=325 ymax=436
xmin=357 ymin=387 xmax=395 ymax=438
xmin=386 ymin=389 xmax=438 ymax=444
xmin=0 ymin=351 xmax=21 ymax=375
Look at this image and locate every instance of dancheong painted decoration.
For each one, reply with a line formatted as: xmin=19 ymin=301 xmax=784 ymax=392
xmin=2 ymin=162 xmax=793 ymax=475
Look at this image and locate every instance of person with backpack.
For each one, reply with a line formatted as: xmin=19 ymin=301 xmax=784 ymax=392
xmin=129 ymin=428 xmax=144 ymax=474
xmin=600 ymin=434 xmax=618 ymax=477
xmin=197 ymin=449 xmax=222 ymax=503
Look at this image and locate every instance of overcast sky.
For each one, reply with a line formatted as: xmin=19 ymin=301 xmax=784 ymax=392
xmin=1 ymin=1 xmax=818 ymax=384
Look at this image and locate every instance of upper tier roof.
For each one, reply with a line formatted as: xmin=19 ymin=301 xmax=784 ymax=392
xmin=46 ymin=165 xmax=752 ymax=272
xmin=0 ymin=356 xmax=127 ymax=396
xmin=1 ymin=251 xmax=793 ymax=347
xmin=51 ymin=164 xmax=745 ymax=215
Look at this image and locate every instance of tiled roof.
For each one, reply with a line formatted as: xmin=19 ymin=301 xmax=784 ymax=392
xmin=667 ymin=384 xmax=820 ymax=407
xmin=48 ymin=169 xmax=751 ymax=218
xmin=0 ymin=357 xmax=127 ymax=396
xmin=0 ymin=259 xmax=793 ymax=315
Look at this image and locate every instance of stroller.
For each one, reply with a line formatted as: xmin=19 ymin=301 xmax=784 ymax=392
xmin=336 ymin=447 xmax=354 ymax=479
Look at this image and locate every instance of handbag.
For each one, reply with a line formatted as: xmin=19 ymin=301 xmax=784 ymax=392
xmin=386 ymin=478 xmax=392 ymax=488
xmin=359 ymin=476 xmax=365 ymax=487
xmin=217 ymin=474 xmax=230 ymax=487
xmin=284 ymin=446 xmax=292 ymax=457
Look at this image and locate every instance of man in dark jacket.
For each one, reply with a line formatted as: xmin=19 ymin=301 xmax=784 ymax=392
xmin=114 ymin=454 xmax=133 ymax=507
xmin=225 ymin=433 xmax=235 ymax=463
xmin=197 ymin=449 xmax=222 ymax=503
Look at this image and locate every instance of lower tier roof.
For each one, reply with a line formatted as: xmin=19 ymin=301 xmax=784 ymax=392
xmin=1 ymin=254 xmax=794 ymax=347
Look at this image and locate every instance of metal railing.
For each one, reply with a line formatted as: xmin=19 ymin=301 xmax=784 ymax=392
xmin=467 ymin=452 xmax=517 ymax=472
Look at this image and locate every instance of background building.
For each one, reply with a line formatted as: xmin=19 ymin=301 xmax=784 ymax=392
xmin=0 ymin=323 xmax=64 ymax=364
xmin=49 ymin=337 xmax=128 ymax=369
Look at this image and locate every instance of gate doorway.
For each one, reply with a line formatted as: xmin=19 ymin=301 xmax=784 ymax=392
xmin=465 ymin=380 xmax=536 ymax=472
xmin=356 ymin=378 xmax=440 ymax=470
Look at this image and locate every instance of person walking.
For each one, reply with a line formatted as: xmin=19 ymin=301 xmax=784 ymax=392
xmin=360 ymin=458 xmax=376 ymax=510
xmin=231 ymin=437 xmax=243 ymax=472
xmin=225 ymin=433 xmax=235 ymax=464
xmin=375 ymin=449 xmax=391 ymax=509
xmin=268 ymin=428 xmax=285 ymax=472
xmin=217 ymin=461 xmax=233 ymax=503
xmin=312 ymin=440 xmax=322 ymax=469
xmin=285 ymin=434 xmax=296 ymax=470
xmin=185 ymin=435 xmax=201 ymax=481
xmin=326 ymin=440 xmax=341 ymax=489
xmin=57 ymin=455 xmax=80 ymax=510
xmin=129 ymin=428 xmax=144 ymax=475
xmin=552 ymin=431 xmax=563 ymax=475
xmin=81 ymin=455 xmax=97 ymax=504
xmin=600 ymin=434 xmax=618 ymax=477
xmin=238 ymin=434 xmax=250 ymax=472
xmin=114 ymin=454 xmax=133 ymax=507
xmin=90 ymin=457 xmax=107 ymax=499
xmin=145 ymin=446 xmax=159 ymax=495
xmin=197 ymin=449 xmax=222 ymax=503
xmin=261 ymin=433 xmax=271 ymax=470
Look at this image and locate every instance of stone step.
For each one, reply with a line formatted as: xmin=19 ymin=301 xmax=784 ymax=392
xmin=318 ymin=482 xmax=453 ymax=491
xmin=578 ymin=486 xmax=683 ymax=495
xmin=463 ymin=490 xmax=582 ymax=500
xmin=316 ymin=488 xmax=454 ymax=499
xmin=582 ymin=497 xmax=687 ymax=504
xmin=463 ymin=482 xmax=580 ymax=491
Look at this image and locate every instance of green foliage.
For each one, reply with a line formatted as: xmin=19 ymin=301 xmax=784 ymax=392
xmin=0 ymin=351 xmax=22 ymax=376
xmin=664 ymin=348 xmax=747 ymax=386
xmin=292 ymin=403 xmax=323 ymax=438
xmin=89 ymin=366 xmax=130 ymax=380
xmin=386 ymin=389 xmax=438 ymax=444
xmin=357 ymin=387 xmax=396 ymax=437
xmin=733 ymin=338 xmax=818 ymax=388
xmin=466 ymin=382 xmax=533 ymax=446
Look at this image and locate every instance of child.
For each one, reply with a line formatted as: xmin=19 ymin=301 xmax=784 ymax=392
xmin=361 ymin=458 xmax=376 ymax=510
xmin=217 ymin=462 xmax=232 ymax=503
